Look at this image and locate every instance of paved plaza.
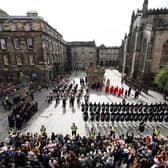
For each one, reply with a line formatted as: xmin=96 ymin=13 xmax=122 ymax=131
xmin=24 ymin=69 xmax=167 ymax=138
xmin=0 ymin=69 xmax=167 ymax=141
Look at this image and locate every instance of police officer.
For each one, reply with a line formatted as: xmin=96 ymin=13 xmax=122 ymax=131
xmin=89 ymin=127 xmax=96 ymax=138
xmin=110 ymin=123 xmax=117 ymax=136
xmin=153 ymin=127 xmax=160 ymax=139
xmin=40 ymin=125 xmax=46 ymax=135
xmin=71 ymin=123 xmax=77 ymax=137
xmin=8 ymin=127 xmax=16 ymax=137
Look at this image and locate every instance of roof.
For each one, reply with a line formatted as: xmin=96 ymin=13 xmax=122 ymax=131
xmin=0 ymin=16 xmax=43 ymax=20
xmin=67 ymin=41 xmax=96 ymax=47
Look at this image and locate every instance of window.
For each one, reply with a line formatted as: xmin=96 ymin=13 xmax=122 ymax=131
xmin=0 ymin=24 xmax=3 ymax=31
xmin=89 ymin=52 xmax=93 ymax=57
xmin=46 ymin=54 xmax=50 ymax=64
xmin=3 ymin=55 xmax=9 ymax=65
xmin=29 ymin=55 xmax=35 ymax=65
xmin=13 ymin=38 xmax=20 ymax=49
xmin=52 ymin=54 xmax=55 ymax=62
xmin=50 ymin=54 xmax=53 ymax=63
xmin=0 ymin=39 xmax=6 ymax=49
xmin=81 ymin=52 xmax=85 ymax=59
xmin=24 ymin=23 xmax=31 ymax=31
xmin=16 ymin=55 xmax=22 ymax=65
xmin=27 ymin=38 xmax=33 ymax=49
xmin=11 ymin=23 xmax=16 ymax=31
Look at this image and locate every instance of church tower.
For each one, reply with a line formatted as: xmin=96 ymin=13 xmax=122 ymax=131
xmin=143 ymin=0 xmax=148 ymax=15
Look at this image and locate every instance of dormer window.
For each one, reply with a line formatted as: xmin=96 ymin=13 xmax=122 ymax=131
xmin=24 ymin=23 xmax=31 ymax=31
xmin=11 ymin=23 xmax=16 ymax=31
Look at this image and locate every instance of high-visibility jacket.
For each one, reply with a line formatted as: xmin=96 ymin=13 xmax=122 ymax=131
xmin=153 ymin=128 xmax=160 ymax=136
xmin=132 ymin=158 xmax=137 ymax=168
xmin=8 ymin=128 xmax=15 ymax=137
xmin=35 ymin=141 xmax=41 ymax=154
xmin=71 ymin=126 xmax=77 ymax=132
xmin=40 ymin=126 xmax=46 ymax=134
xmin=5 ymin=96 xmax=9 ymax=101
xmin=111 ymin=125 xmax=116 ymax=132
xmin=89 ymin=130 xmax=95 ymax=137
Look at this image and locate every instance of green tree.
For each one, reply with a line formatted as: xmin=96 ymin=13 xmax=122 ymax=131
xmin=155 ymin=63 xmax=168 ymax=91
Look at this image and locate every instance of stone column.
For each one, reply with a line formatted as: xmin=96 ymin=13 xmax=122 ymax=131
xmin=130 ymin=29 xmax=139 ymax=78
xmin=142 ymin=42 xmax=149 ymax=75
xmin=122 ymin=37 xmax=128 ymax=78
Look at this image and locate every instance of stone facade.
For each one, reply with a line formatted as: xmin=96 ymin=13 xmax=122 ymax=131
xmin=120 ymin=0 xmax=168 ymax=83
xmin=97 ymin=45 xmax=121 ymax=67
xmin=67 ymin=41 xmax=96 ymax=70
xmin=0 ymin=11 xmax=66 ymax=82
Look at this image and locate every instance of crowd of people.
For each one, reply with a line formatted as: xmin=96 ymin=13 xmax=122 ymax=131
xmin=0 ymin=129 xmax=168 ymax=167
xmin=1 ymin=71 xmax=167 ymax=167
xmin=8 ymin=101 xmax=38 ymax=131
xmin=0 ymin=82 xmax=21 ymax=99
xmin=81 ymin=102 xmax=168 ymax=122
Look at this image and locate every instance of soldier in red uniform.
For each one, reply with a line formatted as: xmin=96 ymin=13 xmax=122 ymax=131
xmin=110 ymin=85 xmax=114 ymax=94
xmin=105 ymin=85 xmax=109 ymax=93
xmin=114 ymin=86 xmax=118 ymax=95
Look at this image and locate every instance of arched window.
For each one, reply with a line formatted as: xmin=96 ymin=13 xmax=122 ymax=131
xmin=140 ymin=38 xmax=147 ymax=70
xmin=160 ymin=40 xmax=168 ymax=66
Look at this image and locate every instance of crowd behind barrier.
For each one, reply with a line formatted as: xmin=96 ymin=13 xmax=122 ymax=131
xmin=0 ymin=130 xmax=168 ymax=167
xmin=8 ymin=101 xmax=38 ymax=130
xmin=81 ymin=102 xmax=168 ymax=122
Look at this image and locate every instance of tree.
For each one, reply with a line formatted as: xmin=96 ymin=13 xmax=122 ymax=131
xmin=155 ymin=63 xmax=168 ymax=92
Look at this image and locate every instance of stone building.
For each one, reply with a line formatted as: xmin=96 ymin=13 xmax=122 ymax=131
xmin=0 ymin=10 xmax=66 ymax=82
xmin=97 ymin=44 xmax=121 ymax=67
xmin=67 ymin=41 xmax=96 ymax=70
xmin=121 ymin=0 xmax=168 ymax=84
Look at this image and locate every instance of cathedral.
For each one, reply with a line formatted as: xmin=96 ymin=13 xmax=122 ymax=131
xmin=121 ymin=0 xmax=168 ymax=85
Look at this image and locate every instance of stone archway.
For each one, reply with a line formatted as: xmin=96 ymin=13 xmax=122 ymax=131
xmin=160 ymin=40 xmax=168 ymax=67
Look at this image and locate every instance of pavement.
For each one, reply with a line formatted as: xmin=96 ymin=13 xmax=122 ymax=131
xmin=0 ymin=69 xmax=167 ymax=141
xmin=23 ymin=69 xmax=168 ymax=138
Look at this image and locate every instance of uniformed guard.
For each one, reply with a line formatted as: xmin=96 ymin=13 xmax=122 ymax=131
xmin=89 ymin=127 xmax=96 ymax=138
xmin=8 ymin=127 xmax=15 ymax=137
xmin=71 ymin=123 xmax=77 ymax=136
xmin=153 ymin=127 xmax=160 ymax=138
xmin=139 ymin=121 xmax=145 ymax=133
xmin=110 ymin=123 xmax=117 ymax=136
xmin=40 ymin=125 xmax=46 ymax=135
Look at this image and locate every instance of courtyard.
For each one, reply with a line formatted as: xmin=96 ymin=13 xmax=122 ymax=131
xmin=18 ymin=69 xmax=168 ymax=138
